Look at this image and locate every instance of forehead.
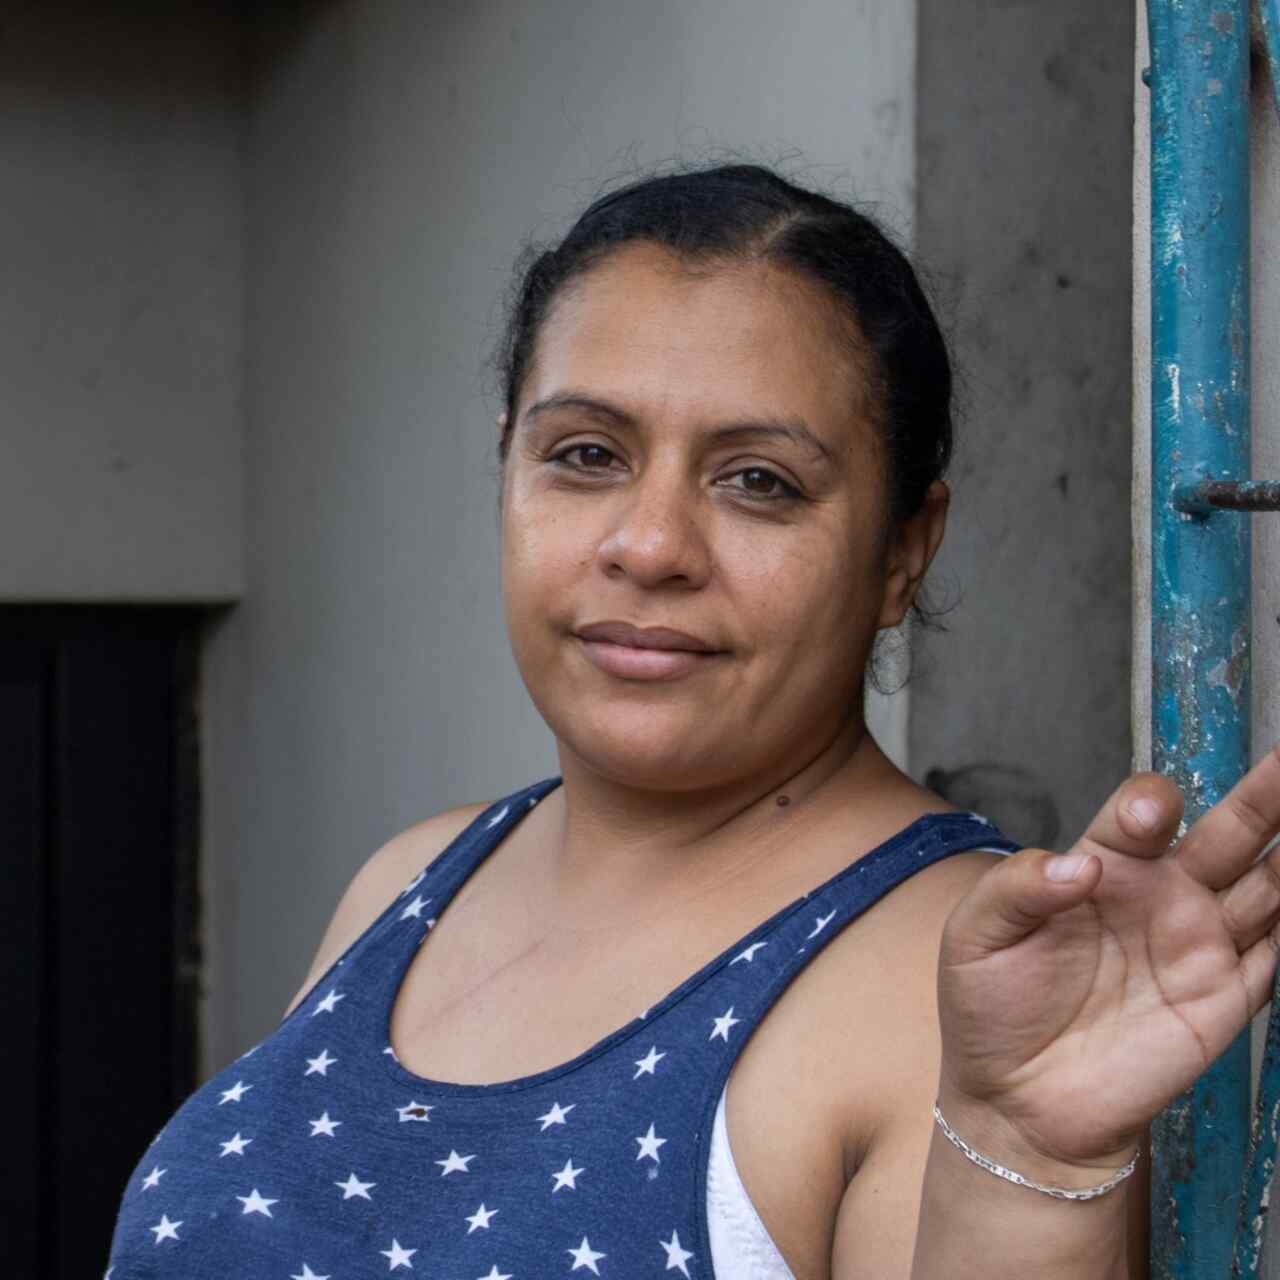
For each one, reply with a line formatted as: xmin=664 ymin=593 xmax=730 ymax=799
xmin=522 ymin=243 xmax=875 ymax=444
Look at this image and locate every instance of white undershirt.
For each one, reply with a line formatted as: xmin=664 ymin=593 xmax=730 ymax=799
xmin=707 ymin=1084 xmax=797 ymax=1280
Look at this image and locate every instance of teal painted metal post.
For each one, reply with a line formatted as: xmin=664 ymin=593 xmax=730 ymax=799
xmin=1147 ymin=1 xmax=1251 ymax=1276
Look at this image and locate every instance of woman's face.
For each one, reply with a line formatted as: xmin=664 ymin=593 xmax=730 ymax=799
xmin=501 ymin=242 xmax=938 ymax=791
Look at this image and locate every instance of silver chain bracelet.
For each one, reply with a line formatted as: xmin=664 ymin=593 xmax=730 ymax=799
xmin=933 ymin=1103 xmax=1142 ymax=1202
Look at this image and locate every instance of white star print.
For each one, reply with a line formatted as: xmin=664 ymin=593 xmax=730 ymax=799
xmin=709 ymin=1007 xmax=741 ymax=1041
xmin=485 ymin=805 xmax=511 ymax=828
xmin=237 ymin=1187 xmax=277 ymax=1217
xmin=309 ymin=1111 xmax=341 ymax=1137
xmin=140 ymin=1165 xmax=166 ymax=1189
xmin=381 ymin=1239 xmax=417 ymax=1270
xmin=807 ymin=909 xmax=836 ymax=938
xmin=400 ymin=894 xmax=429 ymax=921
xmin=291 ymin=1266 xmax=330 ymax=1280
xmin=660 ymin=1230 xmax=694 ymax=1276
xmin=219 ymin=1132 xmax=251 ymax=1156
xmin=397 ymin=1099 xmax=434 ymax=1123
xmin=730 ymin=940 xmax=768 ymax=964
xmin=568 ymin=1236 xmax=606 ymax=1274
xmin=635 ymin=1122 xmax=667 ymax=1163
xmin=218 ymin=1079 xmax=252 ymax=1104
xmin=478 ymin=1267 xmax=512 ymax=1280
xmin=552 ymin=1158 xmax=584 ymax=1191
xmin=633 ymin=1046 xmax=666 ymax=1078
xmin=536 ymin=1100 xmax=574 ymax=1130
xmin=466 ymin=1203 xmax=498 ymax=1232
xmin=305 ymin=1048 xmax=337 ymax=1076
xmin=149 ymin=1214 xmax=182 ymax=1243
xmin=311 ymin=988 xmax=346 ymax=1015
xmin=435 ymin=1149 xmax=475 ymax=1175
xmin=335 ymin=1171 xmax=376 ymax=1200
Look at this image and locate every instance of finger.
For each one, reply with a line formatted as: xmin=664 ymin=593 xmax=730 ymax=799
xmin=1176 ymin=741 xmax=1280 ymax=890
xmin=1219 ymin=842 xmax=1280 ymax=952
xmin=942 ymin=846 xmax=1104 ymax=965
xmin=1073 ymin=772 xmax=1184 ymax=862
xmin=1237 ymin=925 xmax=1280 ymax=1020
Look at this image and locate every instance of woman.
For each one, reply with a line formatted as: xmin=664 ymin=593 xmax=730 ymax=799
xmin=108 ymin=164 xmax=1280 ymax=1279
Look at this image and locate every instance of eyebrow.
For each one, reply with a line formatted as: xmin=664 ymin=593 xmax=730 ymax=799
xmin=523 ymin=391 xmax=838 ymax=466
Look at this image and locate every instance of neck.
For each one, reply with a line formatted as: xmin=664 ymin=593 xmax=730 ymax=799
xmin=534 ymin=713 xmax=901 ymax=923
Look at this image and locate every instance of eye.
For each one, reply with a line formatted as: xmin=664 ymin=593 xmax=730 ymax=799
xmin=720 ymin=466 xmax=802 ymax=502
xmin=550 ymin=443 xmax=619 ymax=471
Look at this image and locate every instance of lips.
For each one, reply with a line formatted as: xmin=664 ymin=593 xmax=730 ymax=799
xmin=573 ymin=621 xmax=722 ymax=653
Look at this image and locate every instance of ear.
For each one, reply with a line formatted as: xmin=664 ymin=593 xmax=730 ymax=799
xmin=876 ymin=480 xmax=949 ymax=629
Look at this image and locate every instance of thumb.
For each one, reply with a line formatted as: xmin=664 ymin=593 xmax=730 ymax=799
xmin=942 ymin=846 xmax=1103 ymax=966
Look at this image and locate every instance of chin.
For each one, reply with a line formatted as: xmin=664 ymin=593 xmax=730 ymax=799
xmin=548 ymin=702 xmax=745 ymax=793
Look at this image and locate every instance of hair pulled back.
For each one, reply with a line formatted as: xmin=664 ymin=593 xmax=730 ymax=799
xmin=491 ymin=162 xmax=954 ymax=669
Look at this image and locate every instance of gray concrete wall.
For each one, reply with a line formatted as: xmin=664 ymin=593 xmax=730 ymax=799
xmin=913 ymin=2 xmax=1135 ymax=848
xmin=0 ymin=3 xmax=243 ymax=602
xmin=204 ymin=0 xmax=917 ymax=1069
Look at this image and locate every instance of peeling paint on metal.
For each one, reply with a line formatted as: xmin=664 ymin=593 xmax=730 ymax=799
xmin=1206 ymin=625 xmax=1248 ymax=705
xmin=1149 ymin=0 xmax=1252 ymax=1274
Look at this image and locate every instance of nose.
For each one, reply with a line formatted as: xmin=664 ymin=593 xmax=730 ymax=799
xmin=594 ymin=462 xmax=711 ymax=590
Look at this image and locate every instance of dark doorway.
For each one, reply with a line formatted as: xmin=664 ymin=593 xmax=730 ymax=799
xmin=0 ymin=606 xmax=203 ymax=1277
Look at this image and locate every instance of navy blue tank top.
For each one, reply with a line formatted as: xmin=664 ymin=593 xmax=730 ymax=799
xmin=108 ymin=776 xmax=1018 ymax=1278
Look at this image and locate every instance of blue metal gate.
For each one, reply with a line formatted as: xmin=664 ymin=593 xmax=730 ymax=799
xmin=1145 ymin=2 xmax=1280 ymax=1274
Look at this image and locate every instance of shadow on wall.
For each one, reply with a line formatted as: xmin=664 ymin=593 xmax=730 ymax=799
xmin=0 ymin=0 xmax=355 ymax=101
xmin=925 ymin=761 xmax=1062 ymax=849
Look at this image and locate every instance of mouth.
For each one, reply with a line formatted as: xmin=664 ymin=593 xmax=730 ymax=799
xmin=573 ymin=621 xmax=722 ymax=653
xmin=572 ymin=621 xmax=726 ymax=682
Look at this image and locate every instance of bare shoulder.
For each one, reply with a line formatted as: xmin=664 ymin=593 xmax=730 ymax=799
xmin=828 ymin=846 xmax=1006 ymax=1106
xmin=281 ymin=799 xmax=490 ymax=1018
xmin=792 ymin=836 xmax=1006 ymax=1008
xmin=739 ymin=844 xmax=1006 ymax=1168
xmin=726 ymin=836 xmax=1006 ymax=1279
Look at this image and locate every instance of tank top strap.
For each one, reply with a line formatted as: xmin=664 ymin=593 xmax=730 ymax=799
xmin=631 ymin=811 xmax=1020 ymax=1095
xmin=406 ymin=775 xmax=566 ymax=906
xmin=277 ymin=776 xmax=565 ymax=1042
xmin=778 ymin=810 xmax=1020 ymax=966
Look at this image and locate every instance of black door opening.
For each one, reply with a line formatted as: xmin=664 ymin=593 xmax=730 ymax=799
xmin=0 ymin=606 xmax=203 ymax=1276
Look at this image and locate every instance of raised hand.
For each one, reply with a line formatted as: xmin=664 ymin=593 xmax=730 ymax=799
xmin=935 ymin=744 xmax=1280 ymax=1176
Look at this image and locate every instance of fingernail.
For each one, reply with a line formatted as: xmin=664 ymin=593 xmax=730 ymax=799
xmin=1045 ymin=853 xmax=1088 ymax=882
xmin=1128 ymin=798 xmax=1161 ymax=831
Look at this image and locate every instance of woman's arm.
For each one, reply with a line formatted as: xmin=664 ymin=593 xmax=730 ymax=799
xmin=835 ymin=747 xmax=1280 ymax=1280
xmin=831 ymin=1060 xmax=1149 ymax=1280
xmin=909 ymin=1091 xmax=1137 ymax=1279
xmin=834 ymin=745 xmax=1280 ymax=1279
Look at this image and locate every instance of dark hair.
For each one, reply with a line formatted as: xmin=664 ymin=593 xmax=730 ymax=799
xmin=490 ymin=162 xmax=954 ymax=683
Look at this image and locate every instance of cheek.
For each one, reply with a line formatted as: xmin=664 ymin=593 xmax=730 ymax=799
xmin=500 ymin=487 xmax=590 ymax=625
xmin=727 ymin=527 xmax=876 ymax=652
